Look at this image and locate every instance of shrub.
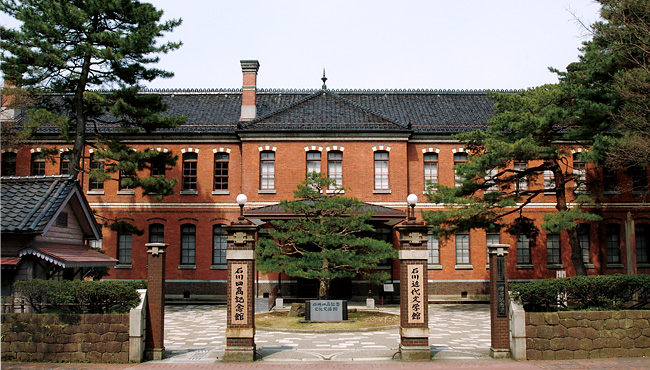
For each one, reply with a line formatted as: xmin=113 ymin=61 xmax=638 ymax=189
xmin=13 ymin=279 xmax=146 ymax=313
xmin=510 ymin=274 xmax=650 ymax=312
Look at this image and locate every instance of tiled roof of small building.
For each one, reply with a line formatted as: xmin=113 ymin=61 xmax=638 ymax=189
xmin=1 ymin=175 xmax=76 ymax=232
xmin=12 ymin=88 xmax=513 ymax=135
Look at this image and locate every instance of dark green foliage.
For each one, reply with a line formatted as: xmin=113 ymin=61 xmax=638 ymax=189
xmin=511 ymin=274 xmax=650 ymax=312
xmin=0 ymin=0 xmax=186 ymax=201
xmin=256 ymin=173 xmax=397 ymax=299
xmin=422 ymin=85 xmax=601 ymax=275
xmin=13 ymin=279 xmax=146 ymax=313
xmin=559 ymin=0 xmax=650 ymax=169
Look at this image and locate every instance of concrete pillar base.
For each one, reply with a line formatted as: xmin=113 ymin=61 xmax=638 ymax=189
xmin=223 ymin=346 xmax=256 ymax=362
xmin=145 ymin=347 xmax=165 ymax=361
xmin=399 ymin=344 xmax=431 ymax=361
xmin=490 ymin=347 xmax=511 ymax=359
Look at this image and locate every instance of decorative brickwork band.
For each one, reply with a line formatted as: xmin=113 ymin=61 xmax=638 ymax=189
xmin=488 ymin=243 xmax=511 ymax=359
xmin=145 ymin=242 xmax=167 ymax=361
xmin=224 ymin=220 xmax=258 ymax=362
xmin=395 ymin=222 xmax=430 ymax=361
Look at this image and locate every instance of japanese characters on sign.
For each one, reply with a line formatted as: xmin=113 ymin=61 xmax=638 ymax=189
xmin=307 ymin=300 xmax=346 ymax=322
xmin=496 ymin=257 xmax=507 ymax=317
xmin=231 ymin=263 xmax=248 ymax=324
xmin=407 ymin=264 xmax=425 ymax=324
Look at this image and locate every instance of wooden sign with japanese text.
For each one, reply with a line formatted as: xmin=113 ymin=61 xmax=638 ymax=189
xmin=407 ymin=264 xmax=425 ymax=324
xmin=231 ymin=263 xmax=248 ymax=324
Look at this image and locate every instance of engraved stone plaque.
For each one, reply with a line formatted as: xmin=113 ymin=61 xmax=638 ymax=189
xmin=231 ymin=263 xmax=248 ymax=324
xmin=407 ymin=264 xmax=425 ymax=324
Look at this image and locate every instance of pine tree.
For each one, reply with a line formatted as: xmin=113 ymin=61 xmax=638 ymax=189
xmin=1 ymin=0 xmax=185 ymax=198
xmin=256 ymin=173 xmax=397 ymax=299
xmin=560 ymin=0 xmax=650 ymax=169
xmin=423 ymin=85 xmax=601 ymax=276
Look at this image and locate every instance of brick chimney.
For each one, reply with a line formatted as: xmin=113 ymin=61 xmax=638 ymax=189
xmin=240 ymin=60 xmax=260 ymax=122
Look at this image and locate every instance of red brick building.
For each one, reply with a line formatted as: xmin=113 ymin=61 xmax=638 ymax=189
xmin=2 ymin=60 xmax=649 ymax=302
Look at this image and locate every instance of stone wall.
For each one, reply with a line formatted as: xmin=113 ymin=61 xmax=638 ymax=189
xmin=525 ymin=310 xmax=650 ymax=360
xmin=1 ymin=313 xmax=130 ymax=363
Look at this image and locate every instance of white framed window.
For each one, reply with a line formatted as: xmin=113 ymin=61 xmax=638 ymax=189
xmin=374 ymin=151 xmax=389 ymax=190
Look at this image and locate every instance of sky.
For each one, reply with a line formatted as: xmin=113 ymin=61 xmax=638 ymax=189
xmin=2 ymin=0 xmax=602 ymax=91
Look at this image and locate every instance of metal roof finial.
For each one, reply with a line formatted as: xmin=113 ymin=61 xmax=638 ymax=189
xmin=321 ymin=69 xmax=328 ymax=90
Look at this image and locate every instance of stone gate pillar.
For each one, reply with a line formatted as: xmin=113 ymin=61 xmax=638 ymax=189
xmin=223 ymin=197 xmax=258 ymax=362
xmin=488 ymin=243 xmax=510 ymax=359
xmin=145 ymin=242 xmax=167 ymax=361
xmin=395 ymin=217 xmax=430 ymax=361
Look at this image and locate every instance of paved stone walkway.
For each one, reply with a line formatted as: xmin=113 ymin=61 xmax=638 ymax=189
xmin=161 ymin=303 xmax=491 ymax=363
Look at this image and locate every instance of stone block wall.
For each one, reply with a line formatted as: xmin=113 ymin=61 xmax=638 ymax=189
xmin=525 ymin=310 xmax=650 ymax=360
xmin=1 ymin=313 xmax=130 ymax=363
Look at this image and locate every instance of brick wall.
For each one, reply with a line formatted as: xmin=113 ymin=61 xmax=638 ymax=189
xmin=1 ymin=313 xmax=129 ymax=363
xmin=525 ymin=310 xmax=650 ymax=360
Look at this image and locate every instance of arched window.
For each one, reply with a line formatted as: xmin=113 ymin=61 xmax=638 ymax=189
xmin=636 ymin=223 xmax=650 ymax=264
xmin=214 ymin=153 xmax=229 ymax=190
xmin=180 ymin=224 xmax=196 ymax=265
xmin=60 ymin=151 xmax=71 ymax=175
xmin=423 ymin=153 xmax=438 ymax=189
xmin=328 ymin=150 xmax=343 ymax=188
xmin=374 ymin=151 xmax=389 ymax=190
xmin=260 ymin=151 xmax=275 ymax=190
xmin=182 ymin=152 xmax=198 ymax=191
xmin=31 ymin=152 xmax=45 ymax=175
xmin=118 ymin=231 xmax=132 ymax=265
xmin=149 ymin=224 xmax=164 ymax=244
xmin=213 ymin=225 xmax=227 ymax=265
xmin=606 ymin=224 xmax=621 ymax=264
xmin=454 ymin=152 xmax=468 ymax=187
xmin=573 ymin=153 xmax=586 ymax=192
xmin=1 ymin=152 xmax=16 ymax=176
xmin=89 ymin=153 xmax=105 ymax=191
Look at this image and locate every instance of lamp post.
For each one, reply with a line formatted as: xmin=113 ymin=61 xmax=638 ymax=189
xmin=225 ymin=192 xmax=257 ymax=362
xmin=397 ymin=193 xmax=430 ymax=361
xmin=236 ymin=193 xmax=247 ymax=221
xmin=407 ymin=194 xmax=418 ymax=221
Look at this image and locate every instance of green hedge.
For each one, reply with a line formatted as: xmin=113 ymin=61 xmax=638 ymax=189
xmin=510 ymin=274 xmax=650 ymax=312
xmin=13 ymin=279 xmax=147 ymax=313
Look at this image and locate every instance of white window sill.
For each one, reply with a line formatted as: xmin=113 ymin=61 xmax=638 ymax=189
xmin=210 ymin=264 xmax=227 ymax=270
xmin=258 ymin=189 xmax=276 ymax=194
xmin=546 ymin=264 xmax=565 ymax=269
xmin=178 ymin=265 xmax=196 ymax=270
xmin=428 ymin=264 xmax=442 ymax=270
xmin=516 ymin=264 xmax=535 ymax=269
xmin=117 ymin=190 xmax=135 ymax=195
xmin=212 ymin=190 xmax=229 ymax=195
xmin=607 ymin=263 xmax=624 ymax=269
xmin=180 ymin=190 xmax=198 ymax=195
xmin=455 ymin=264 xmax=473 ymax=270
xmin=87 ymin=190 xmax=105 ymax=195
xmin=637 ymin=263 xmax=650 ymax=268
xmin=373 ymin=189 xmax=391 ymax=194
xmin=585 ymin=263 xmax=595 ymax=269
xmin=115 ymin=264 xmax=132 ymax=269
xmin=326 ymin=189 xmax=344 ymax=194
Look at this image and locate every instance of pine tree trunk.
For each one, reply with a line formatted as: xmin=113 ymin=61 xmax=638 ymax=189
xmin=70 ymin=19 xmax=97 ymax=179
xmin=318 ymin=279 xmax=329 ymax=300
xmin=554 ymin=164 xmax=587 ymax=276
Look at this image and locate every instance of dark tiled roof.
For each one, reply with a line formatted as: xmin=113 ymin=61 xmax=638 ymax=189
xmin=12 ymin=88 xmax=511 ymax=135
xmin=240 ymin=89 xmax=409 ymax=132
xmin=19 ymin=244 xmax=117 ymax=268
xmin=1 ymin=175 xmax=76 ymax=232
